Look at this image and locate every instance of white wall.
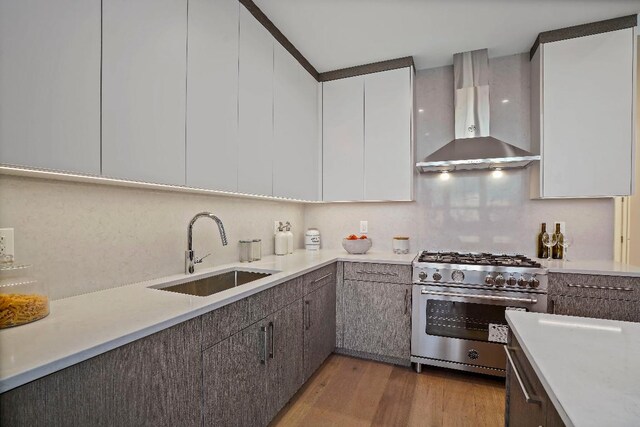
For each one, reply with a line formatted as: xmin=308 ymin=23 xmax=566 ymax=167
xmin=0 ymin=175 xmax=304 ymax=300
xmin=305 ymin=53 xmax=615 ymax=260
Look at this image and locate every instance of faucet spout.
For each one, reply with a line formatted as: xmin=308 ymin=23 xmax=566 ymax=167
xmin=186 ymin=212 xmax=228 ymax=274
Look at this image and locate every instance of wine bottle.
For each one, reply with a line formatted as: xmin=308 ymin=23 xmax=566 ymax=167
xmin=537 ymin=223 xmax=548 ymax=259
xmin=552 ymin=223 xmax=564 ymax=260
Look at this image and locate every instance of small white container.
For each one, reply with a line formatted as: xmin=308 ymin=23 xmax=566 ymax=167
xmin=305 ymin=228 xmax=320 ymax=251
xmin=275 ymin=224 xmax=288 ymax=256
xmin=284 ymin=222 xmax=294 ymax=254
xmin=392 ymin=236 xmax=410 ymax=254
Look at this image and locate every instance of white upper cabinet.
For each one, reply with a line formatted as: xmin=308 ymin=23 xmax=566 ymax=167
xmin=238 ymin=6 xmax=274 ymax=196
xmin=273 ymin=44 xmax=320 ymax=200
xmin=531 ymin=28 xmax=635 ymax=198
xmin=186 ymin=0 xmax=239 ymax=192
xmin=322 ymin=76 xmax=365 ymax=201
xmin=0 ymin=0 xmax=101 ymax=175
xmin=364 ymin=68 xmax=413 ymax=201
xmin=322 ymin=67 xmax=414 ymax=202
xmin=102 ymin=0 xmax=187 ymax=185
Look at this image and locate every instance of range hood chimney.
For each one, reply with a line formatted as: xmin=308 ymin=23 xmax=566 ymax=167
xmin=416 ymin=49 xmax=540 ymax=173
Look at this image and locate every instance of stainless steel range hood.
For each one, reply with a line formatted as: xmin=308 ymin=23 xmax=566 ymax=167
xmin=416 ymin=49 xmax=540 ymax=173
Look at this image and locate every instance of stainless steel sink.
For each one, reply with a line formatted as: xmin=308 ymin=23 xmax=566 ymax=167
xmin=153 ymin=269 xmax=274 ymax=297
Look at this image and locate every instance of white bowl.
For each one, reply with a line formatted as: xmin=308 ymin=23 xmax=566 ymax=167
xmin=342 ymin=238 xmax=372 ymax=254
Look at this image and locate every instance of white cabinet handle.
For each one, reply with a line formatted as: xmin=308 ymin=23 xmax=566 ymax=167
xmin=567 ymin=283 xmax=633 ymax=292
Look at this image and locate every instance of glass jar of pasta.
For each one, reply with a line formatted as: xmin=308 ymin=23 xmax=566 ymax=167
xmin=0 ymin=265 xmax=49 ymax=328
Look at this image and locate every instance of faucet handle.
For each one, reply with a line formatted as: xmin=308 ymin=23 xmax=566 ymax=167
xmin=195 ymin=253 xmax=211 ymax=264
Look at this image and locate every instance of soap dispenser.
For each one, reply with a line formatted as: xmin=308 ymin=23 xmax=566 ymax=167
xmin=284 ymin=222 xmax=294 ymax=254
xmin=275 ymin=222 xmax=288 ymax=256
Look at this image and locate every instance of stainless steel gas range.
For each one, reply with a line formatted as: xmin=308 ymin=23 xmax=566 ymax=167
xmin=411 ymin=251 xmax=548 ymax=377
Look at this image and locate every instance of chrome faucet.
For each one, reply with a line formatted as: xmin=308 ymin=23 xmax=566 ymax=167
xmin=186 ymin=212 xmax=228 ymax=274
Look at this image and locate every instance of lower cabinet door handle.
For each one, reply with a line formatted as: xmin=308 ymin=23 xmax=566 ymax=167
xmin=567 ymin=283 xmax=633 ymax=292
xmin=504 ymin=346 xmax=542 ymax=405
xmin=305 ymin=300 xmax=311 ymax=330
xmin=260 ymin=325 xmax=268 ymax=365
xmin=404 ymin=288 xmax=409 ymax=315
xmin=268 ymin=321 xmax=274 ymax=359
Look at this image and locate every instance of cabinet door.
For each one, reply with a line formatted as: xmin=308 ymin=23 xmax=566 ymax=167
xmin=0 ymin=0 xmax=101 ymax=174
xmin=238 ymin=5 xmax=273 ymax=196
xmin=186 ymin=0 xmax=239 ymax=191
xmin=343 ymin=281 xmax=411 ymax=361
xmin=273 ymin=44 xmax=320 ymax=200
xmin=322 ymin=77 xmax=365 ymax=201
xmin=102 ymin=0 xmax=187 ymax=185
xmin=542 ymin=28 xmax=634 ymax=197
xmin=505 ymin=351 xmax=546 ymax=427
xmin=203 ymin=322 xmax=268 ymax=426
xmin=303 ymin=280 xmax=337 ymax=380
xmin=266 ymin=300 xmax=304 ymax=421
xmin=364 ymin=67 xmax=412 ymax=201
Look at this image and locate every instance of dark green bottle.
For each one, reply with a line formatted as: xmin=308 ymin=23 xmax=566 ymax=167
xmin=537 ymin=223 xmax=548 ymax=259
xmin=552 ymin=223 xmax=564 ymax=260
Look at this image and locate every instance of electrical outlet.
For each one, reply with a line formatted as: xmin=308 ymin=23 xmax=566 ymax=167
xmin=0 ymin=228 xmax=15 ymax=260
xmin=360 ymin=221 xmax=368 ymax=234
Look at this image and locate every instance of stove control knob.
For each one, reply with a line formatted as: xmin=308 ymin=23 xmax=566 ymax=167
xmin=418 ymin=271 xmax=427 ymax=281
xmin=484 ymin=274 xmax=494 ymax=285
xmin=494 ymin=274 xmax=505 ymax=287
xmin=529 ymin=276 xmax=540 ymax=288
xmin=517 ymin=277 xmax=527 ymax=287
xmin=432 ymin=271 xmax=442 ymax=281
xmin=506 ymin=275 xmax=517 ymax=287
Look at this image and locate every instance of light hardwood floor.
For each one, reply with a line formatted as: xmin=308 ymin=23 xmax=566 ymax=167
xmin=271 ymin=354 xmax=505 ymax=427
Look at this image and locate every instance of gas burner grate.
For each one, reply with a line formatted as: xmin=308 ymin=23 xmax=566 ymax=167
xmin=417 ymin=251 xmax=541 ymax=268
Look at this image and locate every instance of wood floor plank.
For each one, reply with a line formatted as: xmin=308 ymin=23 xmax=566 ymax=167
xmin=272 ymin=354 xmax=505 ymax=427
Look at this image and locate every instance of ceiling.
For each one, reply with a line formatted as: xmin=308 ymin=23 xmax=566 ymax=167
xmin=253 ymin=0 xmax=640 ymax=71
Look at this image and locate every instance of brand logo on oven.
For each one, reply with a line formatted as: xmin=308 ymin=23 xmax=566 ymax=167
xmin=468 ymin=349 xmax=479 ymax=360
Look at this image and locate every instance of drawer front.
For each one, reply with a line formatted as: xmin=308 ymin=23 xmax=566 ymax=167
xmin=303 ymin=263 xmax=337 ymax=295
xmin=250 ymin=276 xmax=304 ymax=324
xmin=344 ymin=262 xmax=411 ymax=284
xmin=201 ymin=298 xmax=251 ymax=349
xmin=201 ymin=277 xmax=303 ymax=349
xmin=551 ymin=295 xmax=640 ymax=323
xmin=549 ymin=273 xmax=640 ymax=301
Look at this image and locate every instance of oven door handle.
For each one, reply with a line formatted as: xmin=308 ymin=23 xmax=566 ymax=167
xmin=421 ymin=290 xmax=538 ymax=304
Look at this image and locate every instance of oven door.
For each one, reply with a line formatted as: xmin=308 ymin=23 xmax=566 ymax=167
xmin=411 ymin=284 xmax=547 ymax=372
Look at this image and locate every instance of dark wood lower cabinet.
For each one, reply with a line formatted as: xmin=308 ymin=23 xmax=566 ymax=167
xmin=505 ymin=333 xmax=565 ymax=427
xmin=342 ymin=280 xmax=411 ymax=362
xmin=203 ymin=322 xmax=268 ymax=426
xmin=0 ymin=318 xmax=202 ymax=427
xmin=303 ymin=280 xmax=336 ymax=380
xmin=203 ymin=299 xmax=305 ymax=427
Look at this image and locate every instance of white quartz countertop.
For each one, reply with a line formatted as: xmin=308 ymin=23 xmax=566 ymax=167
xmin=506 ymin=311 xmax=640 ymax=427
xmin=0 ymin=249 xmax=414 ymax=393
xmin=541 ymin=259 xmax=640 ymax=277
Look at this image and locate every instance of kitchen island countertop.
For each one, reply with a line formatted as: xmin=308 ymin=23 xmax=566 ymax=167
xmin=506 ymin=311 xmax=640 ymax=427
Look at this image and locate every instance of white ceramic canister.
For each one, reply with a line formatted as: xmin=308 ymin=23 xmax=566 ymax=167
xmin=304 ymin=228 xmax=320 ymax=251
xmin=275 ymin=224 xmax=288 ymax=256
xmin=392 ymin=236 xmax=410 ymax=254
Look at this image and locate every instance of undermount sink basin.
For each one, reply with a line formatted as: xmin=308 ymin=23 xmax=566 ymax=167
xmin=152 ymin=268 xmax=275 ymax=297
